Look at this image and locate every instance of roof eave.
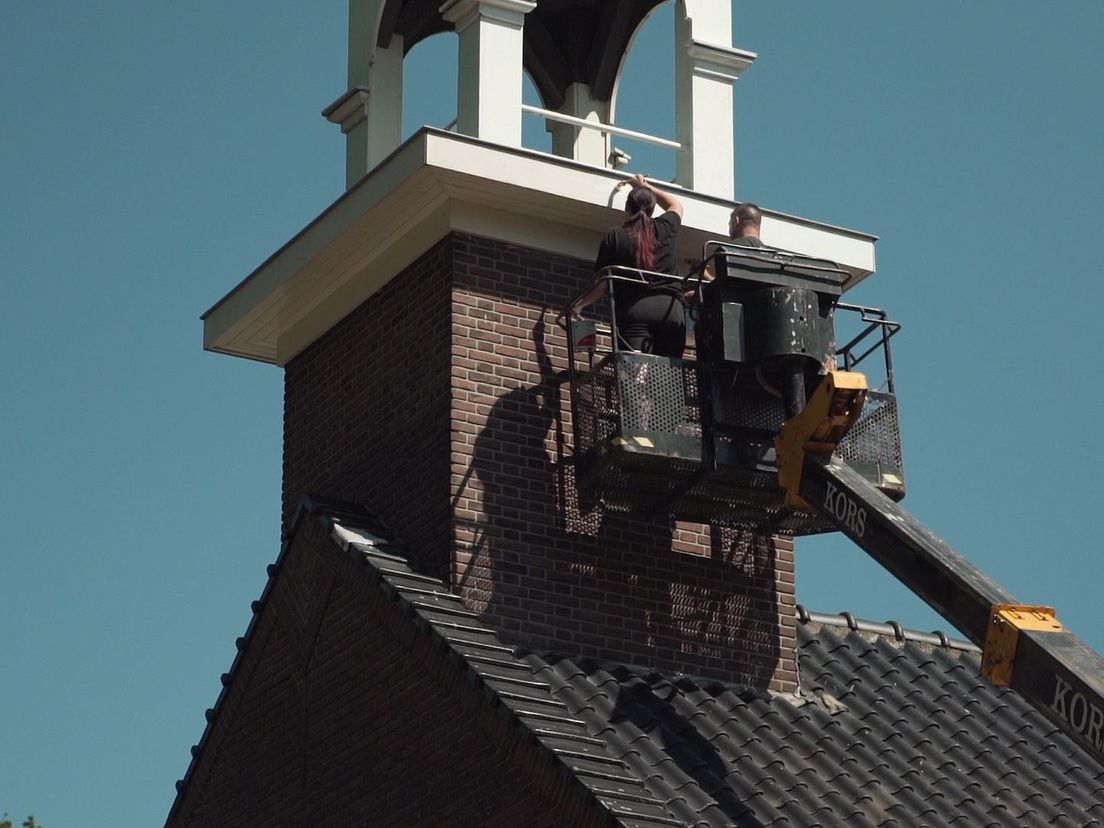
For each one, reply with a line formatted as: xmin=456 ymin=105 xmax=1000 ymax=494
xmin=201 ymin=128 xmax=878 ymax=366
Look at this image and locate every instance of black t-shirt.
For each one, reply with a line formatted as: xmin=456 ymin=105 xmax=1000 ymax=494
xmin=727 ymin=235 xmax=765 ymax=248
xmin=594 ymin=212 xmax=682 ymax=300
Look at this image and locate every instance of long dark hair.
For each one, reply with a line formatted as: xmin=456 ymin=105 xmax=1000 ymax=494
xmin=622 ymin=186 xmax=656 ymax=271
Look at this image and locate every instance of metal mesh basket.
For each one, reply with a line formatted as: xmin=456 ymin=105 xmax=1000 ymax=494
xmin=837 ymin=390 xmax=902 ymax=469
xmin=572 ymin=355 xmax=905 ymax=533
xmin=575 ymin=353 xmax=701 ymax=443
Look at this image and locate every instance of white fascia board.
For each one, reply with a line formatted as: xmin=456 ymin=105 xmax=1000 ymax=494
xmin=202 ymin=128 xmax=877 ymax=365
xmin=202 ymin=135 xmax=434 ymax=362
xmin=763 ymin=214 xmax=877 ymax=277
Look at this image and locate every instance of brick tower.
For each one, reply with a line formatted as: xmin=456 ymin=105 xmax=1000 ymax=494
xmin=173 ymin=2 xmax=880 ymax=824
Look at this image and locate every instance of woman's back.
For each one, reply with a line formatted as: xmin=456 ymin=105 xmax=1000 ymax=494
xmin=576 ymin=175 xmax=686 ymax=358
xmin=595 ymin=210 xmax=682 ymax=298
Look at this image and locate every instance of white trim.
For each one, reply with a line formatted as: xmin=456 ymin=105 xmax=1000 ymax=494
xmin=439 ymin=0 xmax=535 ymax=31
xmin=685 ymin=41 xmax=757 ymax=79
xmin=203 ymin=129 xmax=878 ymax=366
xmin=322 ymin=87 xmax=370 ymax=133
xmin=521 ymin=105 xmax=681 ymax=150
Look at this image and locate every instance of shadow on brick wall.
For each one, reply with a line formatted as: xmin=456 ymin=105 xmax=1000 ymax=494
xmin=463 ymin=311 xmax=784 ymax=685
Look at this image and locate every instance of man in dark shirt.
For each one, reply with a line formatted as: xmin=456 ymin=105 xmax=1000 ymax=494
xmin=727 ymin=202 xmax=764 ymax=247
xmin=722 ymin=202 xmax=837 ymax=377
xmin=696 ymin=201 xmax=766 ymax=286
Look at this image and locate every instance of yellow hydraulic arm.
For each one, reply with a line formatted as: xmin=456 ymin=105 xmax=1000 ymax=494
xmin=775 ymin=371 xmax=1104 ymax=766
xmin=775 ymin=371 xmax=868 ymax=511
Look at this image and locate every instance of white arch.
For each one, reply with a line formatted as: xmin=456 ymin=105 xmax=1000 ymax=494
xmin=606 ymin=0 xmax=749 ymax=195
xmin=604 ymin=4 xmax=676 ymax=178
xmin=401 ymin=32 xmax=459 ymax=140
xmin=334 ymin=0 xmax=748 ymax=197
xmin=330 ymin=0 xmax=406 ymax=187
xmin=608 ymin=2 xmax=672 ymax=127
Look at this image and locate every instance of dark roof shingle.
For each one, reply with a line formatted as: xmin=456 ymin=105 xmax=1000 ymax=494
xmin=172 ymin=503 xmax=1104 ymax=827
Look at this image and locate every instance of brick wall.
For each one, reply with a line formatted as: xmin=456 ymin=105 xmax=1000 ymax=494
xmin=448 ymin=234 xmax=795 ymax=691
xmin=281 ymin=232 xmax=797 ymax=692
xmin=170 ymin=517 xmax=577 ymax=827
xmin=282 ymin=237 xmax=453 ymax=579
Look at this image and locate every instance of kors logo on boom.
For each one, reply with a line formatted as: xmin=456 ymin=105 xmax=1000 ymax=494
xmin=1051 ymin=675 xmax=1104 ymax=754
xmin=822 ymin=481 xmax=867 ymax=537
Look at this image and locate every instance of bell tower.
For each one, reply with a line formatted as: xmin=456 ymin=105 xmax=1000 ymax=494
xmin=202 ymin=0 xmax=877 ymax=690
xmin=323 ymin=0 xmax=755 ymax=197
xmin=178 ymin=3 xmax=890 ymax=823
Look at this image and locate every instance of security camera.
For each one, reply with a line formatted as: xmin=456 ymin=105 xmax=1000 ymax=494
xmin=608 ymin=147 xmax=632 ymax=170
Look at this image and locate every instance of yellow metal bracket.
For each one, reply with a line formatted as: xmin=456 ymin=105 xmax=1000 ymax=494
xmin=981 ymin=604 xmax=1065 ymax=686
xmin=775 ymin=371 xmax=868 ymax=510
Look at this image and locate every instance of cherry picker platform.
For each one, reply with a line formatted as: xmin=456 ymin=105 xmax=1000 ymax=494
xmin=564 ymin=244 xmax=903 ymax=533
xmin=563 ymin=241 xmax=1104 ymax=768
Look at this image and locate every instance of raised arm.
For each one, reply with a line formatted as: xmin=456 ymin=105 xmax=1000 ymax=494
xmin=627 ymin=174 xmax=684 ymax=219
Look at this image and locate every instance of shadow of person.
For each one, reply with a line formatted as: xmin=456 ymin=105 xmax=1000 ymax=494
xmin=464 ymin=310 xmax=673 ymax=641
xmin=462 ymin=311 xmax=573 ymax=615
xmin=601 ymin=665 xmax=768 ymax=827
xmin=464 ymin=309 xmax=784 ymax=689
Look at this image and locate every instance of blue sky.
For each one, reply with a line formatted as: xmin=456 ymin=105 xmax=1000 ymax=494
xmin=2 ymin=2 xmax=1102 ymax=825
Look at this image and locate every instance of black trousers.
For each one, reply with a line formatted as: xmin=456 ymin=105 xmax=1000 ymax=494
xmin=616 ymin=293 xmax=686 ymax=358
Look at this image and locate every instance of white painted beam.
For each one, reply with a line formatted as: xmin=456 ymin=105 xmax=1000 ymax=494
xmin=440 ymin=0 xmax=536 ymax=147
xmin=673 ymin=3 xmax=756 ymax=200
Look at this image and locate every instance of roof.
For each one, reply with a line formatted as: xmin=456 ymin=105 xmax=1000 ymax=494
xmin=171 ymin=503 xmax=1104 ymax=826
xmin=523 ymin=629 xmax=1104 ymax=827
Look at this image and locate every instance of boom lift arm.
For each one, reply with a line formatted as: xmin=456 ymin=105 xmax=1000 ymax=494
xmin=778 ymin=372 xmax=1104 ymax=766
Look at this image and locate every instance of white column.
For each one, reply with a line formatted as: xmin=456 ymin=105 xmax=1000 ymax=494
xmin=440 ymin=0 xmax=536 ymax=147
xmin=547 ymin=83 xmax=610 ymax=167
xmin=674 ymin=1 xmax=755 ymax=199
xmin=326 ymin=0 xmax=404 ymax=189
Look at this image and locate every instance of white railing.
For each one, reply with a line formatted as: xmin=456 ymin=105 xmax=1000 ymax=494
xmin=520 ymin=104 xmax=681 ymax=150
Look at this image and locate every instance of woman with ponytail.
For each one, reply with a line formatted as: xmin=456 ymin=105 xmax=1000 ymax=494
xmin=579 ymin=174 xmax=686 ymax=357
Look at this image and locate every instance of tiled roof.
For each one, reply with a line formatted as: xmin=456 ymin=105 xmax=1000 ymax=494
xmin=326 ymin=513 xmax=687 ymax=828
xmin=521 ymin=629 xmax=1104 ymax=826
xmin=171 ymin=501 xmax=681 ymax=828
xmin=172 ymin=504 xmax=1104 ymax=826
